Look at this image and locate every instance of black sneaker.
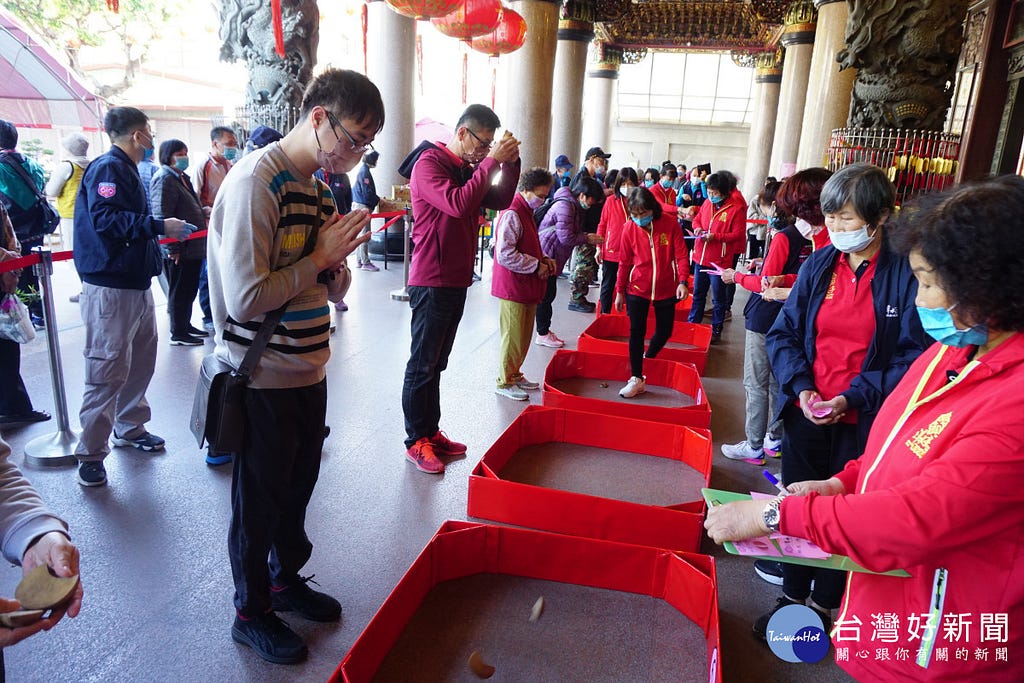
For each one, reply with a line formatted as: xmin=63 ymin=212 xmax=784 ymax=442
xmin=754 ymin=559 xmax=784 ymax=586
xmin=77 ymin=461 xmax=107 ymax=487
xmin=111 ymin=431 xmax=166 ymax=452
xmin=270 ymin=575 xmax=342 ymax=622
xmin=231 ymin=612 xmax=307 ymax=664
xmin=754 ymin=596 xmax=805 ymax=640
xmin=567 ymin=299 xmax=596 ymax=313
xmin=187 ymin=325 xmax=210 ymax=338
xmin=710 ymin=331 xmax=722 ymax=345
xmin=169 ymin=334 xmax=204 ymax=346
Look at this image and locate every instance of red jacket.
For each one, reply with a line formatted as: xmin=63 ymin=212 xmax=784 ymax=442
xmin=782 ymin=333 xmax=1024 ymax=682
xmin=650 ymin=183 xmax=677 ymax=214
xmin=691 ymin=189 xmax=746 ymax=268
xmin=596 ymin=193 xmax=629 ymax=261
xmin=615 ymin=213 xmax=689 ymax=301
xmin=408 ymin=144 xmax=519 ymax=288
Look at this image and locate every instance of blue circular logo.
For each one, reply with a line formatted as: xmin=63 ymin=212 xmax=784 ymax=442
xmin=765 ymin=604 xmax=830 ymax=663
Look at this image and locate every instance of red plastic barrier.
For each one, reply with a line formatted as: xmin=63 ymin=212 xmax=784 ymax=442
xmin=542 ymin=350 xmax=710 ymax=428
xmin=577 ymin=314 xmax=712 ymax=374
xmin=332 ymin=520 xmax=721 ymax=683
xmin=467 ymin=405 xmax=711 ymax=551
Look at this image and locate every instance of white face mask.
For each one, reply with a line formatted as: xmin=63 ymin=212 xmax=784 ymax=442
xmin=795 ymin=218 xmax=815 ymax=239
xmin=828 ymin=225 xmax=877 ymax=254
xmin=619 ymin=186 xmax=630 ymax=197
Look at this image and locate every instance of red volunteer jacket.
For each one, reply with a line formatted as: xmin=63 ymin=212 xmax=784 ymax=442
xmin=615 ymin=213 xmax=690 ymax=301
xmin=691 ymin=189 xmax=746 ymax=268
xmin=596 ymin=193 xmax=629 ymax=262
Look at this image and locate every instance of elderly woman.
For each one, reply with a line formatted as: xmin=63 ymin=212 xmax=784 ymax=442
xmin=753 ymin=163 xmax=928 ymax=636
xmin=492 ymin=168 xmax=557 ymax=400
xmin=707 ymin=174 xmax=1024 ymax=682
xmin=151 ymin=139 xmax=206 ymax=346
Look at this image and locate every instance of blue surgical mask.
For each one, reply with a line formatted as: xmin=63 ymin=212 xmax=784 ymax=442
xmin=142 ymin=146 xmax=154 ymax=162
xmin=660 ymin=179 xmax=671 ymax=188
xmin=644 ymin=179 xmax=655 ymax=188
xmin=579 ymin=198 xmax=590 ymax=210
xmin=828 ymin=225 xmax=876 ymax=254
xmin=768 ymin=216 xmax=784 ymax=230
xmin=916 ymin=303 xmax=989 ymax=347
xmin=223 ymin=146 xmax=239 ymax=161
xmin=173 ymin=157 xmax=189 ymax=172
xmin=710 ymin=195 xmax=723 ymax=205
xmin=631 ymin=214 xmax=653 ymax=227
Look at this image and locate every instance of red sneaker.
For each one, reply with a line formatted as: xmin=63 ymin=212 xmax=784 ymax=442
xmin=406 ymin=438 xmax=444 ymax=474
xmin=429 ymin=430 xmax=466 ymax=457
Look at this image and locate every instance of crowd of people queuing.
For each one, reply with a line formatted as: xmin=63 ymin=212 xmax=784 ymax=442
xmin=0 ymin=65 xmax=1022 ymax=680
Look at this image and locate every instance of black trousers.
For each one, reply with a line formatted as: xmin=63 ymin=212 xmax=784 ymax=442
xmin=0 ymin=338 xmax=32 ymax=415
xmin=163 ymin=257 xmax=202 ymax=336
xmin=598 ymin=260 xmax=619 ymax=314
xmin=779 ymin=402 xmax=863 ymax=609
xmin=229 ymin=379 xmax=327 ymax=617
xmin=534 ymin=275 xmax=559 ymax=336
xmin=17 ymin=239 xmax=43 ymax=319
xmin=625 ymin=294 xmax=676 ymax=378
xmin=402 ymin=286 xmax=467 ymax=448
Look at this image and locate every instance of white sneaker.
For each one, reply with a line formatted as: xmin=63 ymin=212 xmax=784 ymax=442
xmin=535 ymin=332 xmax=565 ymax=348
xmin=495 ymin=385 xmax=529 ymax=401
xmin=515 ymin=378 xmax=540 ymax=390
xmin=722 ymin=441 xmax=765 ymax=463
xmin=619 ymin=376 xmax=646 ymax=398
xmin=764 ymin=435 xmax=783 ymax=457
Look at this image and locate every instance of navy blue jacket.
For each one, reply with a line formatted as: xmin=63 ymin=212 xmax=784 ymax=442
xmin=73 ymin=145 xmax=163 ymax=290
xmin=353 ymin=162 xmax=379 ymax=208
xmin=766 ymin=237 xmax=928 ymax=443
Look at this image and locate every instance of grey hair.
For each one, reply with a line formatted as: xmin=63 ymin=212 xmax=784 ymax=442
xmin=819 ymin=162 xmax=895 ymax=226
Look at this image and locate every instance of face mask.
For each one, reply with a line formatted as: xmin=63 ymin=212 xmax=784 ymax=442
xmin=917 ymin=304 xmax=989 ymax=347
xmin=526 ymin=194 xmax=545 ymax=209
xmin=660 ymin=179 xmax=671 ymax=188
xmin=631 ymin=214 xmax=653 ymax=228
xmin=619 ymin=186 xmax=630 ymax=197
xmin=142 ymin=147 xmax=155 ymax=162
xmin=644 ymin=179 xmax=655 ymax=188
xmin=579 ymin=198 xmax=590 ymax=210
xmin=173 ymin=157 xmax=189 ymax=172
xmin=768 ymin=216 xmax=784 ymax=230
xmin=222 ymin=146 xmax=239 ymax=161
xmin=709 ymin=195 xmax=723 ymax=205
xmin=828 ymin=225 xmax=876 ymax=254
xmin=316 ymin=123 xmax=354 ymax=175
xmin=795 ymin=218 xmax=815 ymax=239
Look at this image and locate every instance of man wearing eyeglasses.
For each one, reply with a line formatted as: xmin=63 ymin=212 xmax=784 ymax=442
xmin=402 ymin=104 xmax=520 ymax=475
xmin=207 ymin=69 xmax=384 ymax=665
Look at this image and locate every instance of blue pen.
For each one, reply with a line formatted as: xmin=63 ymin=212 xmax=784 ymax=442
xmin=763 ymin=470 xmax=790 ymax=497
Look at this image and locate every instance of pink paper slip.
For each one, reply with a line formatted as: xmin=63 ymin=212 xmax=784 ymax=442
xmin=733 ymin=536 xmax=783 ymax=557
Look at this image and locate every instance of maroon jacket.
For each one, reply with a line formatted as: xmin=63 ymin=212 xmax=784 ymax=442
xmin=408 ymin=144 xmax=520 ymax=288
xmin=491 ymin=192 xmax=545 ymax=304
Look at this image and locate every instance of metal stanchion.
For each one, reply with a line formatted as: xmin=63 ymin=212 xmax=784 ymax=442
xmin=390 ymin=207 xmax=412 ymax=302
xmin=25 ymin=247 xmax=78 ymax=467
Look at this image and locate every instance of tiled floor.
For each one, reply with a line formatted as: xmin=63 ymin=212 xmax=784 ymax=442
xmin=1 ymin=255 xmax=850 ymax=682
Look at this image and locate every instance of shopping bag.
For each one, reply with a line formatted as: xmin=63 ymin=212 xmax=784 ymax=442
xmin=0 ymin=293 xmax=35 ymax=343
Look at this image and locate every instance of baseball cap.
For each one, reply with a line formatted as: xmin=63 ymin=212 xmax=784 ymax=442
xmin=554 ymin=154 xmax=573 ymax=169
xmin=248 ymin=125 xmax=283 ymax=149
xmin=585 ymin=146 xmax=611 ymax=161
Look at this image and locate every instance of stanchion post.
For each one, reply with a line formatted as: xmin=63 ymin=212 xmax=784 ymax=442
xmin=390 ymin=207 xmax=412 ymax=302
xmin=25 ymin=246 xmax=78 ymax=467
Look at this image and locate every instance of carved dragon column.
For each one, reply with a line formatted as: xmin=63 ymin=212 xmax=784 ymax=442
xmin=550 ymin=0 xmax=595 ymax=166
xmin=742 ymin=49 xmax=783 ymax=200
xmin=840 ymin=0 xmax=970 ymax=130
xmin=768 ymin=0 xmax=816 ymax=178
xmin=219 ymin=0 xmax=319 ymax=133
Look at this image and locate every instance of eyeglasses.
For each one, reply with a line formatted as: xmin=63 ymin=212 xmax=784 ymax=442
xmin=327 ymin=111 xmax=375 ymax=153
xmin=465 ymin=128 xmax=494 ymax=151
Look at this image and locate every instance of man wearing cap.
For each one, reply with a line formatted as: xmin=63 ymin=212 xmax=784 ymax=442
xmin=245 ymin=125 xmax=283 ymax=154
xmin=352 ymin=150 xmax=381 ymax=271
xmin=549 ymin=154 xmax=573 ymax=199
xmin=566 ymin=146 xmax=611 ymax=312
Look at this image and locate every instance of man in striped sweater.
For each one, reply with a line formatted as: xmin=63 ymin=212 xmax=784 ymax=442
xmin=207 ymin=69 xmax=384 ymax=665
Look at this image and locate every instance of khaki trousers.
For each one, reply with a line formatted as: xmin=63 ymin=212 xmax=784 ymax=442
xmin=497 ymin=299 xmax=536 ymax=387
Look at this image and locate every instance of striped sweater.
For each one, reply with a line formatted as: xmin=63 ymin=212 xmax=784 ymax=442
xmin=207 ymin=143 xmax=346 ymax=389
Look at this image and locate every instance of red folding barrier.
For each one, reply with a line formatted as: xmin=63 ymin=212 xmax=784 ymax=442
xmin=577 ymin=314 xmax=712 ymax=374
xmin=542 ymin=350 xmax=710 ymax=428
xmin=467 ymin=405 xmax=711 ymax=551
xmin=332 ymin=520 xmax=721 ymax=683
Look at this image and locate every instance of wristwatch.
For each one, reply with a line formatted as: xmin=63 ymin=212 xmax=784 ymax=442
xmin=763 ymin=497 xmax=782 ymax=533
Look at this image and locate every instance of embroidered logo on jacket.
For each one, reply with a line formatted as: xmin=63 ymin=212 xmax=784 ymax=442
xmin=886 ymin=305 xmax=899 ymax=318
xmin=97 ymin=182 xmax=117 ymax=198
xmin=905 ymin=412 xmax=952 ymax=458
xmin=659 ymin=233 xmax=669 ymax=246
xmin=824 ymin=272 xmax=838 ymax=300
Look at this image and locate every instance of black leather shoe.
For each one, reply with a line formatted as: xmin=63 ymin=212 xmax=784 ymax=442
xmin=232 ymin=612 xmax=307 ymax=664
xmin=0 ymin=410 xmax=51 ymax=425
xmin=169 ymin=334 xmax=204 ymax=346
xmin=270 ymin=575 xmax=342 ymax=622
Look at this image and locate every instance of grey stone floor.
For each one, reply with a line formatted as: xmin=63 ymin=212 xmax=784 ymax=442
xmin=0 ymin=255 xmax=851 ymax=682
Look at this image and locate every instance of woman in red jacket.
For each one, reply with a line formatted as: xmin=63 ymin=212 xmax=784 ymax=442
xmin=596 ymin=167 xmax=638 ymax=314
xmin=706 ymin=174 xmax=1024 ymax=682
xmin=614 ymin=187 xmax=690 ymax=398
xmin=685 ymin=171 xmax=747 ymax=343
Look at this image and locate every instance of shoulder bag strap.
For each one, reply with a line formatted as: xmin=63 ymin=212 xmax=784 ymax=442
xmin=0 ymin=154 xmax=46 ymax=201
xmin=235 ymin=188 xmax=324 ymax=378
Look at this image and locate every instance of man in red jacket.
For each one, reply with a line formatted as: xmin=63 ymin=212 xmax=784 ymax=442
xmin=402 ymin=104 xmax=521 ymax=474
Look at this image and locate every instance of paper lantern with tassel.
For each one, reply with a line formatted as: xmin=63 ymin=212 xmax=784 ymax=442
xmin=431 ymin=0 xmax=502 ymax=40
xmin=385 ymin=0 xmax=462 ymax=21
xmin=469 ymin=7 xmax=527 ymax=57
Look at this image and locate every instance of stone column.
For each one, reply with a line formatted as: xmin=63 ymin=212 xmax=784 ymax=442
xmin=581 ymin=43 xmax=621 ymax=153
xmin=504 ymin=0 xmax=560 ymax=171
xmin=796 ymin=0 xmax=855 ymax=170
xmin=741 ymin=49 xmax=783 ymax=199
xmin=550 ymin=0 xmax=595 ymax=166
xmin=366 ymin=0 xmax=416 ymax=193
xmin=768 ymin=0 xmax=816 ymax=178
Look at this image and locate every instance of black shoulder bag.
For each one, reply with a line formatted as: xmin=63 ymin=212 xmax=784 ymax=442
xmin=190 ymin=196 xmax=323 ymax=453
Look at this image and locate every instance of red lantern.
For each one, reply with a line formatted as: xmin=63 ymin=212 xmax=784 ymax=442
xmin=469 ymin=8 xmax=527 ymax=56
xmin=431 ymin=0 xmax=502 ymax=40
xmin=385 ymin=0 xmax=462 ymax=21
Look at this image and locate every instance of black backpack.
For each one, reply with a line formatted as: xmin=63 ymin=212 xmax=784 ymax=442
xmin=534 ymin=196 xmax=568 ymax=228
